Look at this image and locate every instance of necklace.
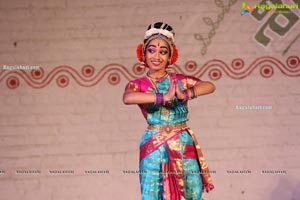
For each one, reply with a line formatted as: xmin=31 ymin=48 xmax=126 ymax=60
xmin=146 ymin=71 xmax=168 ymax=84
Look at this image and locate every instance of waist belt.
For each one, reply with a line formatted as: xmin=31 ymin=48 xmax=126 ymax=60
xmin=147 ymin=122 xmax=188 ymax=133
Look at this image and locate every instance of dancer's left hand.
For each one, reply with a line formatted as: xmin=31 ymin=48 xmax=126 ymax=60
xmin=171 ymin=73 xmax=185 ymax=101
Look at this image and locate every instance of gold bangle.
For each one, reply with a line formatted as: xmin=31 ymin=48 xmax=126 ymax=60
xmin=189 ymin=87 xmax=195 ymax=99
xmin=192 ymin=86 xmax=197 ymax=98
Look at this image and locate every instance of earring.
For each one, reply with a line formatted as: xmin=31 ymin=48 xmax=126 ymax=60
xmin=140 ymin=61 xmax=146 ymax=68
xmin=140 ymin=55 xmax=147 ymax=68
xmin=166 ymin=60 xmax=173 ymax=72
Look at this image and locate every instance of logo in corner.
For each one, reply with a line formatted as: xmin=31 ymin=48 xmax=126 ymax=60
xmin=241 ymin=2 xmax=254 ymax=15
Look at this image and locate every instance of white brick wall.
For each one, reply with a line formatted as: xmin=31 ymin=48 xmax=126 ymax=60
xmin=0 ymin=0 xmax=300 ymax=199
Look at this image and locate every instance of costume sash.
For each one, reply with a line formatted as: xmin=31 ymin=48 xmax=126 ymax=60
xmin=140 ymin=129 xmax=186 ymax=200
xmin=140 ymin=127 xmax=214 ymax=197
xmin=186 ymin=128 xmax=214 ymax=192
xmin=139 ymin=129 xmax=183 ymax=162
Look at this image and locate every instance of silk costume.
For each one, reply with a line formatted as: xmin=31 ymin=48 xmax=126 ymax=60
xmin=125 ymin=73 xmax=214 ymax=200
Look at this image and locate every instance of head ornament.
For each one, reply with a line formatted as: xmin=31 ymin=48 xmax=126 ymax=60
xmin=136 ymin=22 xmax=178 ymax=66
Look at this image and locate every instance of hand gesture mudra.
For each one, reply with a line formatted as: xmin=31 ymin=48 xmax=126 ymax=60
xmin=164 ymin=73 xmax=186 ymax=105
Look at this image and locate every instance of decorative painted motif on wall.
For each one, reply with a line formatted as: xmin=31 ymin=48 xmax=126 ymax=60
xmin=1 ymin=56 xmax=299 ymax=89
xmin=250 ymin=0 xmax=300 ymax=55
xmin=195 ymin=0 xmax=300 ymax=56
xmin=194 ymin=0 xmax=238 ymax=56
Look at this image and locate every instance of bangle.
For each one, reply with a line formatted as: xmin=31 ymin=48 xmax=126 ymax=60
xmin=192 ymin=87 xmax=197 ymax=99
xmin=164 ymin=100 xmax=174 ymax=108
xmin=180 ymin=90 xmax=189 ymax=102
xmin=189 ymin=88 xmax=195 ymax=99
xmin=163 ymin=94 xmax=174 ymax=107
xmin=189 ymin=87 xmax=197 ymax=99
xmin=155 ymin=93 xmax=164 ymax=105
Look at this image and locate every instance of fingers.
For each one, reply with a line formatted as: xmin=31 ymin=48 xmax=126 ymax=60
xmin=166 ymin=77 xmax=175 ymax=101
xmin=171 ymin=72 xmax=177 ymax=81
xmin=172 ymin=77 xmax=177 ymax=90
xmin=175 ymin=82 xmax=180 ymax=92
xmin=174 ymin=79 xmax=181 ymax=93
xmin=172 ymin=74 xmax=177 ymax=87
xmin=168 ymin=77 xmax=175 ymax=92
xmin=165 ymin=73 xmax=177 ymax=101
xmin=170 ymin=81 xmax=175 ymax=95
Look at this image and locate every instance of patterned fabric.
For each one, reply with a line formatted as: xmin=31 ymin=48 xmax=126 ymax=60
xmin=125 ymin=73 xmax=213 ymax=200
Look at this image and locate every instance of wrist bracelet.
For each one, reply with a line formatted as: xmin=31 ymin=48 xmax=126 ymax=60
xmin=164 ymin=100 xmax=175 ymax=108
xmin=189 ymin=88 xmax=195 ymax=99
xmin=189 ymin=87 xmax=197 ymax=99
xmin=183 ymin=90 xmax=189 ymax=102
xmin=155 ymin=93 xmax=164 ymax=105
xmin=191 ymin=87 xmax=197 ymax=99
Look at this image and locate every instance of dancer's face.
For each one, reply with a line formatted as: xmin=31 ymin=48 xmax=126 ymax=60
xmin=145 ymin=38 xmax=170 ymax=72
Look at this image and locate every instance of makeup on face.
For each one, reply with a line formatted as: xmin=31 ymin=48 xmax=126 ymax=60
xmin=145 ymin=38 xmax=171 ymax=74
xmin=147 ymin=44 xmax=169 ymax=57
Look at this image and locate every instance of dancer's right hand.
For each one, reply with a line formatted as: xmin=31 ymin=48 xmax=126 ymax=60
xmin=164 ymin=77 xmax=176 ymax=102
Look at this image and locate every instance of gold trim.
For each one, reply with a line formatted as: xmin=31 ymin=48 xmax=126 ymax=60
xmin=147 ymin=122 xmax=187 ymax=132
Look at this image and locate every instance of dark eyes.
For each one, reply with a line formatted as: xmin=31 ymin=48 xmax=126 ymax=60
xmin=147 ymin=48 xmax=169 ymax=55
xmin=160 ymin=51 xmax=169 ymax=55
xmin=147 ymin=48 xmax=155 ymax=54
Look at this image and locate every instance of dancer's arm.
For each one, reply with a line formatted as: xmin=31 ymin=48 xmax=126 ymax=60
xmin=123 ymin=79 xmax=176 ymax=105
xmin=175 ymin=80 xmax=216 ymax=101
